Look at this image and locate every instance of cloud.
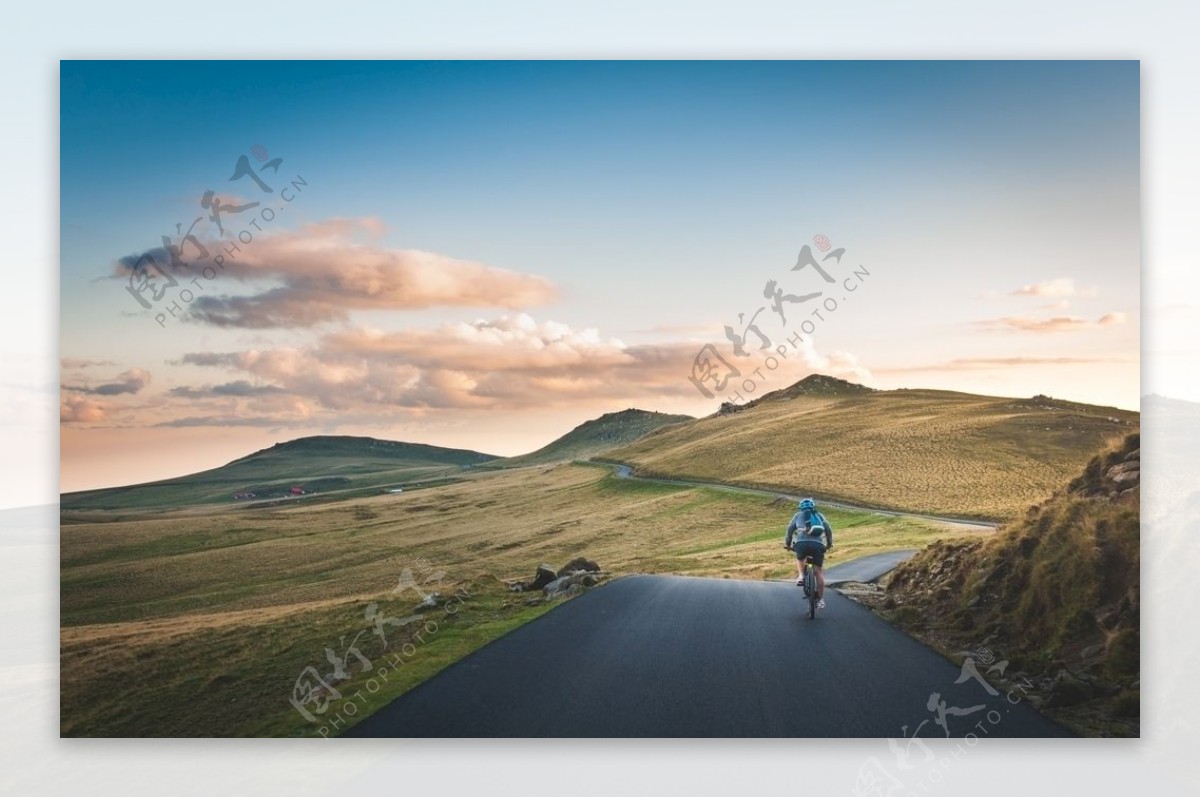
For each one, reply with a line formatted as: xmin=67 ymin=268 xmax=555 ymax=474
xmin=176 ymin=314 xmax=673 ymax=411
xmin=814 ymin=350 xmax=873 ymax=384
xmin=1040 ymin=300 xmax=1071 ymax=311
xmin=114 ymin=218 xmax=557 ymax=328
xmin=168 ymin=313 xmax=860 ymax=426
xmin=153 ymin=415 xmax=306 ymax=429
xmin=975 ymin=313 xmax=1128 ymax=333
xmin=875 ymin=355 xmax=1132 ymax=375
xmin=62 ymin=368 xmax=152 ymax=396
xmin=168 ymin=380 xmax=287 ymax=398
xmin=60 ymin=395 xmax=106 ymax=423
xmin=322 ymin=314 xmax=634 ymax=373
xmin=1010 ymin=278 xmax=1098 ymax=299
xmin=60 ymin=358 xmax=115 ymax=369
xmin=628 ymin=322 xmax=725 ymax=337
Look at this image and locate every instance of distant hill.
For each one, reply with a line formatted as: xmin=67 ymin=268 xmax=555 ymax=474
xmin=879 ymin=433 xmax=1140 ymax=736
xmin=608 ymin=375 xmax=1139 ymax=519
xmin=729 ymin=373 xmax=876 ymax=409
xmin=495 ymin=408 xmax=694 ymax=467
xmin=228 ymin=435 xmax=494 ymax=468
xmin=61 ymin=435 xmax=497 ymax=511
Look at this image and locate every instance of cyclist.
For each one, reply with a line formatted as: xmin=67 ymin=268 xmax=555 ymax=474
xmin=784 ymin=498 xmax=834 ymax=609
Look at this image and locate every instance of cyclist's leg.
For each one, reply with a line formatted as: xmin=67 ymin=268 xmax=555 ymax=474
xmin=810 ymin=546 xmax=827 ymax=598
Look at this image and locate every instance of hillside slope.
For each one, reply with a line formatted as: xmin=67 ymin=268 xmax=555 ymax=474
xmin=61 ymin=435 xmax=497 ymax=511
xmin=60 ymin=460 xmax=970 ymax=736
xmin=608 ymin=375 xmax=1138 ymax=519
xmin=870 ymin=434 xmax=1140 ymax=736
xmin=496 ymin=408 xmax=693 ymax=467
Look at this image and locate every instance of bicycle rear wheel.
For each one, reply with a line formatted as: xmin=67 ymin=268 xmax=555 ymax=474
xmin=805 ymin=565 xmax=817 ymax=619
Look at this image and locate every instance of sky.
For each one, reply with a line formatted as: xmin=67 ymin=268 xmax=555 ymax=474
xmin=59 ymin=60 xmax=1141 ymax=493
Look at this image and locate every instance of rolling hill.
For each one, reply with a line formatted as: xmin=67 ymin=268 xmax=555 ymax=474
xmin=492 ymin=408 xmax=694 ymax=467
xmin=60 ymin=435 xmax=498 ymax=511
xmin=606 ymin=374 xmax=1139 ymax=520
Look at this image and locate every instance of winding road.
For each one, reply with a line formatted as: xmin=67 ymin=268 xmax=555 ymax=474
xmin=600 ymin=460 xmax=999 ymax=530
xmin=348 ymin=571 xmax=1065 ymax=737
xmin=345 ymin=464 xmax=1058 ymax=738
xmin=348 ymin=555 xmax=1066 ymax=737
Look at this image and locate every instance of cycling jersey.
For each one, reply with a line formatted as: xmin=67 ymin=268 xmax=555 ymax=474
xmin=784 ymin=508 xmax=834 ymax=551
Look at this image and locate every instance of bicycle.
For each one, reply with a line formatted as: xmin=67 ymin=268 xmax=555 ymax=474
xmin=801 ymin=554 xmax=818 ymax=619
xmin=786 ymin=541 xmax=822 ymax=619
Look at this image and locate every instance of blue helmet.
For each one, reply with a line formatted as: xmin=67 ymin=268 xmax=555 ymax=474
xmin=798 ymin=498 xmax=816 ymax=511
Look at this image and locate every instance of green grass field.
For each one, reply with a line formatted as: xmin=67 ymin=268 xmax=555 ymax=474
xmin=60 ymin=462 xmax=979 ymax=736
xmin=61 ymin=378 xmax=1135 ymax=736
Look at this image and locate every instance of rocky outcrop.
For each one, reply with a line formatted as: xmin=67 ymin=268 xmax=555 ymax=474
xmin=1069 ymin=433 xmax=1140 ymax=499
xmin=543 ymin=570 xmax=600 ymax=599
xmin=558 ymin=556 xmax=600 ymax=575
xmin=861 ymin=433 xmax=1141 ymax=736
xmin=507 ymin=558 xmax=605 ymax=599
xmin=529 ymin=564 xmax=558 ymax=590
xmin=508 ymin=564 xmax=557 ymax=592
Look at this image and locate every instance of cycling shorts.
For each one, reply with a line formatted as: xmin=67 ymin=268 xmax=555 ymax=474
xmin=793 ymin=537 xmax=826 ymax=567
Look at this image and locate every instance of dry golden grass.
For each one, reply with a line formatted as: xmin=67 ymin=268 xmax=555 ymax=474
xmin=878 ymin=434 xmax=1141 ymax=736
xmin=609 ymin=389 xmax=1138 ymax=520
xmin=61 ymin=463 xmax=978 ymax=736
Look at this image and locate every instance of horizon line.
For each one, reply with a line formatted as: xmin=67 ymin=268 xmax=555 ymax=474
xmin=57 ymin=376 xmax=1146 ymax=498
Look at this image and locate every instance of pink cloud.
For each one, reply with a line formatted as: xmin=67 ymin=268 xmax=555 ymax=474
xmin=1010 ymin=278 xmax=1097 ymax=298
xmin=62 ymin=367 xmax=152 ymax=396
xmin=167 ymin=314 xmax=864 ymax=424
xmin=60 ymin=395 xmax=106 ymax=423
xmin=875 ymin=355 xmax=1132 ymax=375
xmin=60 ymin=358 xmax=116 ymax=369
xmin=114 ymin=218 xmax=557 ymax=328
xmin=975 ymin=312 xmax=1128 ymax=333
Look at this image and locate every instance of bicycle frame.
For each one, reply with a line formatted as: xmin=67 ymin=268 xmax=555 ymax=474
xmin=802 ymin=556 xmax=818 ymax=619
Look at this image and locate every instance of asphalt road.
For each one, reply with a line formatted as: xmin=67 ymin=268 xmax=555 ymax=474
xmin=347 ymin=573 xmax=1069 ymax=737
xmin=822 ymin=549 xmax=918 ymax=584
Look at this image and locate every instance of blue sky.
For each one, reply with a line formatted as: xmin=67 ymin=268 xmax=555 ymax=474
xmin=60 ymin=61 xmax=1140 ymax=491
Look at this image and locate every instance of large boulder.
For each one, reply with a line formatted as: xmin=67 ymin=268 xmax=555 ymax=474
xmin=527 ymin=564 xmax=558 ymax=591
xmin=543 ymin=570 xmax=600 ymax=599
xmin=1107 ymin=461 xmax=1140 ymax=486
xmin=543 ymin=577 xmax=582 ymax=600
xmin=558 ymin=556 xmax=600 ymax=575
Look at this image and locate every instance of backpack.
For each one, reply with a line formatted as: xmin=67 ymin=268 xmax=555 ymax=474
xmin=805 ymin=510 xmax=828 ymax=538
